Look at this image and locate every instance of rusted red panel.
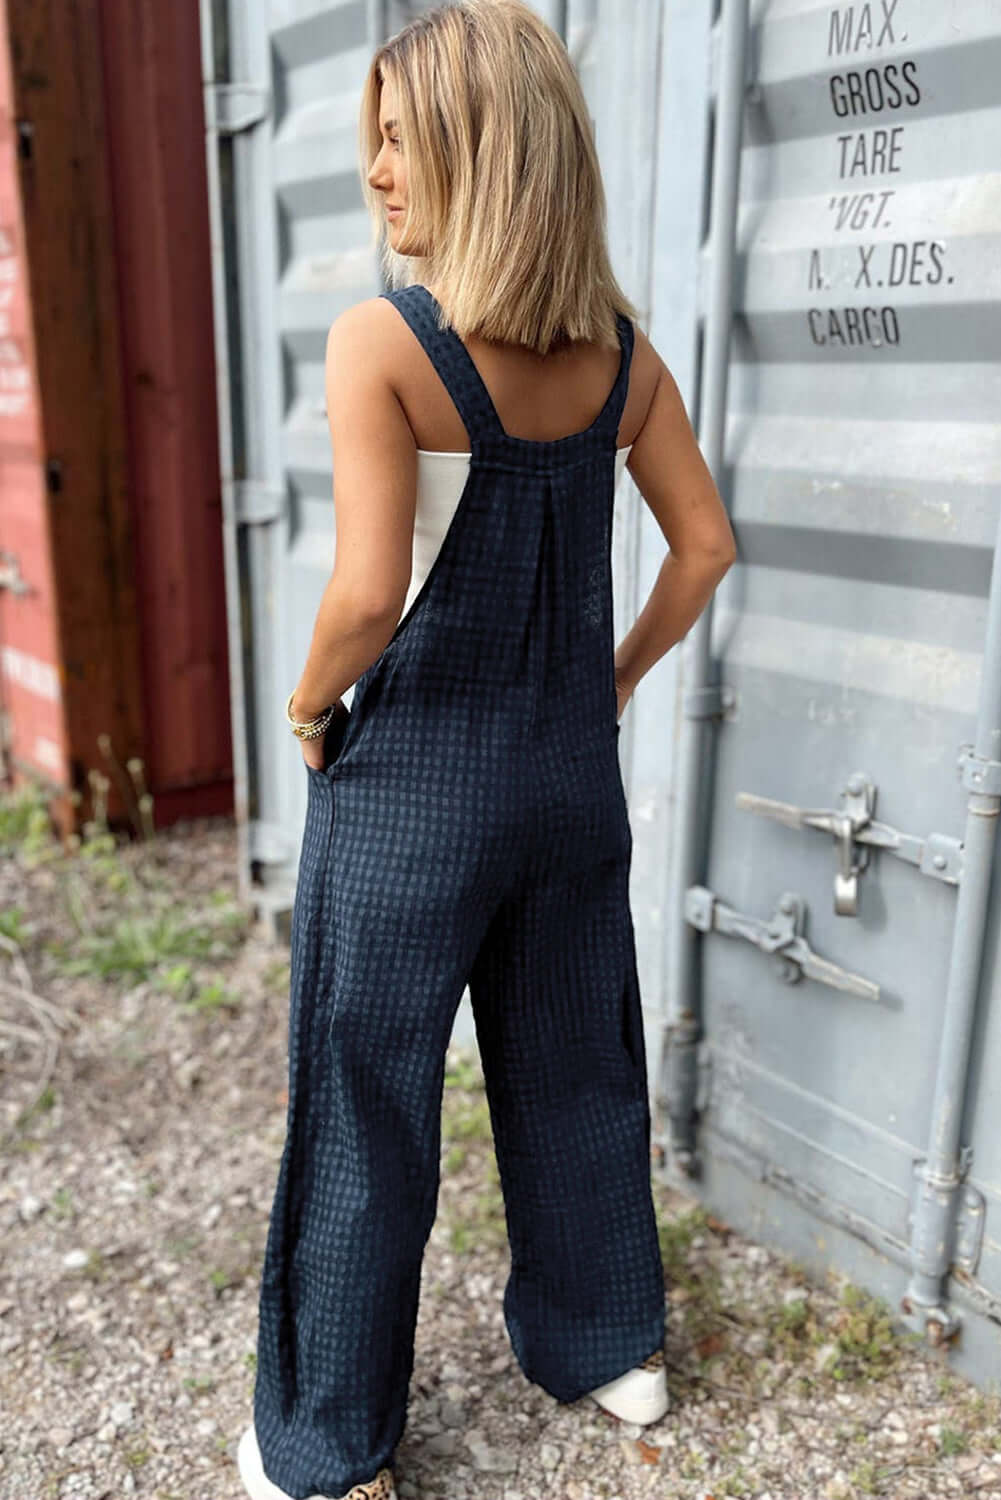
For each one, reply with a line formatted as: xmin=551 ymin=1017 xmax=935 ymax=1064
xmin=97 ymin=0 xmax=233 ymax=820
xmin=2 ymin=0 xmax=232 ymax=829
xmin=6 ymin=0 xmax=145 ymax=832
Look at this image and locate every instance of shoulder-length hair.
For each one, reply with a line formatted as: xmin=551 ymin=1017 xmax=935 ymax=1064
xmin=358 ymin=0 xmax=637 ymax=354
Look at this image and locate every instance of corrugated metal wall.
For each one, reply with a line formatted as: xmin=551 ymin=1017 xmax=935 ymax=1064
xmin=201 ymin=0 xmax=383 ymax=913
xmin=658 ymin=0 xmax=1001 ymax=1384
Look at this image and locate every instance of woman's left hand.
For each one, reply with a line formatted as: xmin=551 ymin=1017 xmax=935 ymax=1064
xmin=298 ymin=698 xmax=348 ymax=774
xmin=301 ymin=739 xmax=327 ymax=775
xmin=615 ymin=670 xmax=633 ymax=724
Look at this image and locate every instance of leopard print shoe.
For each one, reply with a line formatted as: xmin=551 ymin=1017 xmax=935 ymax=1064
xmin=237 ymin=1423 xmax=397 ymax=1500
xmin=342 ymin=1469 xmax=396 ymax=1500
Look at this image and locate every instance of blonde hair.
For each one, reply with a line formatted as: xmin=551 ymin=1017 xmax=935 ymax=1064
xmin=358 ymin=0 xmax=637 ymax=354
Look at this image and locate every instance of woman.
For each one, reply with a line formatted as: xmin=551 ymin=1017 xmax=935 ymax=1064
xmin=238 ymin=3 xmax=735 ymax=1497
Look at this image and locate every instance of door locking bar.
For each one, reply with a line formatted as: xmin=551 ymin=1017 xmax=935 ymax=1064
xmin=735 ymin=772 xmax=963 ymax=916
xmin=685 ymin=886 xmax=881 ymax=1001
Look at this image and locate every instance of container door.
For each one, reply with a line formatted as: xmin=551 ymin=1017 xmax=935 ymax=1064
xmin=203 ymin=0 xmax=397 ymax=915
xmin=689 ymin=0 xmax=1001 ymax=1376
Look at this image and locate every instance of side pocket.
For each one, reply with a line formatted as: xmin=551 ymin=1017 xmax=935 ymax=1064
xmin=321 ymin=702 xmax=352 ymax=776
xmin=620 ymin=966 xmax=646 ymax=1074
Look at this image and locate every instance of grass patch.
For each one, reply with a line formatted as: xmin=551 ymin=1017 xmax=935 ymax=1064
xmin=445 ymin=1145 xmax=506 ymax=1254
xmin=0 ymin=780 xmax=53 ymax=856
xmin=439 ymin=1047 xmax=506 ymax=1253
xmin=163 ymin=1233 xmax=202 ymax=1260
xmin=441 ymin=1095 xmax=492 ymax=1144
xmin=1 ymin=776 xmax=251 ymax=1008
xmin=50 ymin=1186 xmax=74 ymax=1219
xmin=826 ymin=1282 xmax=900 ymax=1382
xmin=656 ymin=1202 xmax=711 ymax=1285
xmin=14 ymin=1084 xmax=57 ymax=1134
xmin=655 ymin=1201 xmax=727 ymax=1351
xmin=444 ymin=1053 xmax=484 ymax=1091
xmin=182 ymin=1374 xmax=216 ymax=1395
xmin=48 ymin=898 xmax=248 ymax=985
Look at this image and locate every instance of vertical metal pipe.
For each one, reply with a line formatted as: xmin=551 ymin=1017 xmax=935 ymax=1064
xmin=905 ymin=501 xmax=1001 ymax=1334
xmin=660 ymin=0 xmax=749 ymax=1172
xmin=200 ymin=0 xmax=254 ymax=907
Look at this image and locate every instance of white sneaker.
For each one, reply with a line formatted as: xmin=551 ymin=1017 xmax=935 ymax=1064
xmin=588 ymin=1347 xmax=670 ymax=1424
xmin=237 ymin=1423 xmax=397 ymax=1500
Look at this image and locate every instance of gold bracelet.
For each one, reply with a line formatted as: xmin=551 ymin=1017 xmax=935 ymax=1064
xmin=286 ymin=689 xmax=335 ymax=741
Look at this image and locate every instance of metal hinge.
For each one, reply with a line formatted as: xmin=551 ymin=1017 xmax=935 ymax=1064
xmin=957 ymin=745 xmax=1001 ymax=798
xmin=683 ymin=684 xmax=736 ymax=720
xmin=685 ymin=885 xmax=880 ymax=1003
xmin=230 ymin=479 xmax=285 ymax=526
xmin=736 ymin=772 xmax=963 ymax=916
xmin=206 ymin=83 xmax=271 ymax=136
xmin=908 ymin=1150 xmax=985 ymax=1276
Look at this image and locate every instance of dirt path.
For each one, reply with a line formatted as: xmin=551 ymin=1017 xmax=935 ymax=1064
xmin=1 ymin=799 xmax=999 ymax=1500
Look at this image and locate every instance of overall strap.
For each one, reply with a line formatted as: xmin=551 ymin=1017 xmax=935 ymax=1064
xmin=600 ymin=312 xmax=635 ymax=442
xmin=379 ymin=284 xmax=505 ymax=445
xmin=380 ymin=284 xmax=635 ymax=450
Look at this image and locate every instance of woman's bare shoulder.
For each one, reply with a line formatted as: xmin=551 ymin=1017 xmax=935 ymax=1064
xmin=325 ymin=295 xmax=429 ymax=419
xmin=326 ymin=294 xmax=410 ymax=353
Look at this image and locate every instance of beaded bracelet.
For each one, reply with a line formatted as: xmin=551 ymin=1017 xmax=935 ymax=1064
xmin=285 ymin=690 xmax=336 ymax=741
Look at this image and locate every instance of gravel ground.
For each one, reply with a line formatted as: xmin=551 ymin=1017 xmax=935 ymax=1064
xmin=2 ymin=792 xmax=1000 ymax=1500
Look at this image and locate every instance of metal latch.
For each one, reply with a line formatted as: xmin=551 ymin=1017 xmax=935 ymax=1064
xmin=736 ymin=772 xmax=963 ymax=916
xmin=206 ymin=83 xmax=271 ymax=136
xmin=685 ymin=885 xmax=880 ymax=1002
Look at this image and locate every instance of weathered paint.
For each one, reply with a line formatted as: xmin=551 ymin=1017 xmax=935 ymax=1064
xmin=0 ymin=1 xmax=63 ymax=792
xmin=98 ymin=0 xmax=234 ymax=820
xmin=3 ymin=0 xmax=231 ymax=829
xmin=5 ymin=0 xmax=141 ymax=824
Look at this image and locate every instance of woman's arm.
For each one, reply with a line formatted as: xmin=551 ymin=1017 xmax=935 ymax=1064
xmin=292 ymin=301 xmax=417 ymax=723
xmin=614 ymin=335 xmax=737 ymax=716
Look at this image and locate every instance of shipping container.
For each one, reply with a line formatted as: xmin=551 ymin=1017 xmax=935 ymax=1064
xmin=201 ymin=0 xmax=1001 ymax=1383
xmin=655 ymin=0 xmax=1001 ymax=1383
xmin=0 ymin=0 xmax=231 ymax=834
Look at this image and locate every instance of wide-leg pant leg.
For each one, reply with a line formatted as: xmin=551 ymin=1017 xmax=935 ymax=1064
xmin=467 ymin=848 xmax=667 ymax=1404
xmin=253 ymin=769 xmax=498 ymax=1499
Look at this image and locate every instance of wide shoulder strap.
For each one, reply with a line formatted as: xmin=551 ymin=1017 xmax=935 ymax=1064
xmin=378 ymin=284 xmax=505 ymax=446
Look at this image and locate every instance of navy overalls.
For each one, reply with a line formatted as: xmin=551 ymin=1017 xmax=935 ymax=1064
xmin=253 ymin=284 xmax=666 ymax=1498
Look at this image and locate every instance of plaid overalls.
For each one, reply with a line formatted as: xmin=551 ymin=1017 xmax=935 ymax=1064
xmin=252 ymin=284 xmax=666 ymax=1497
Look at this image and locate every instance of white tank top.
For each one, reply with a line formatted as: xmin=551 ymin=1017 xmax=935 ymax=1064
xmin=397 ymin=444 xmax=634 ymax=625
